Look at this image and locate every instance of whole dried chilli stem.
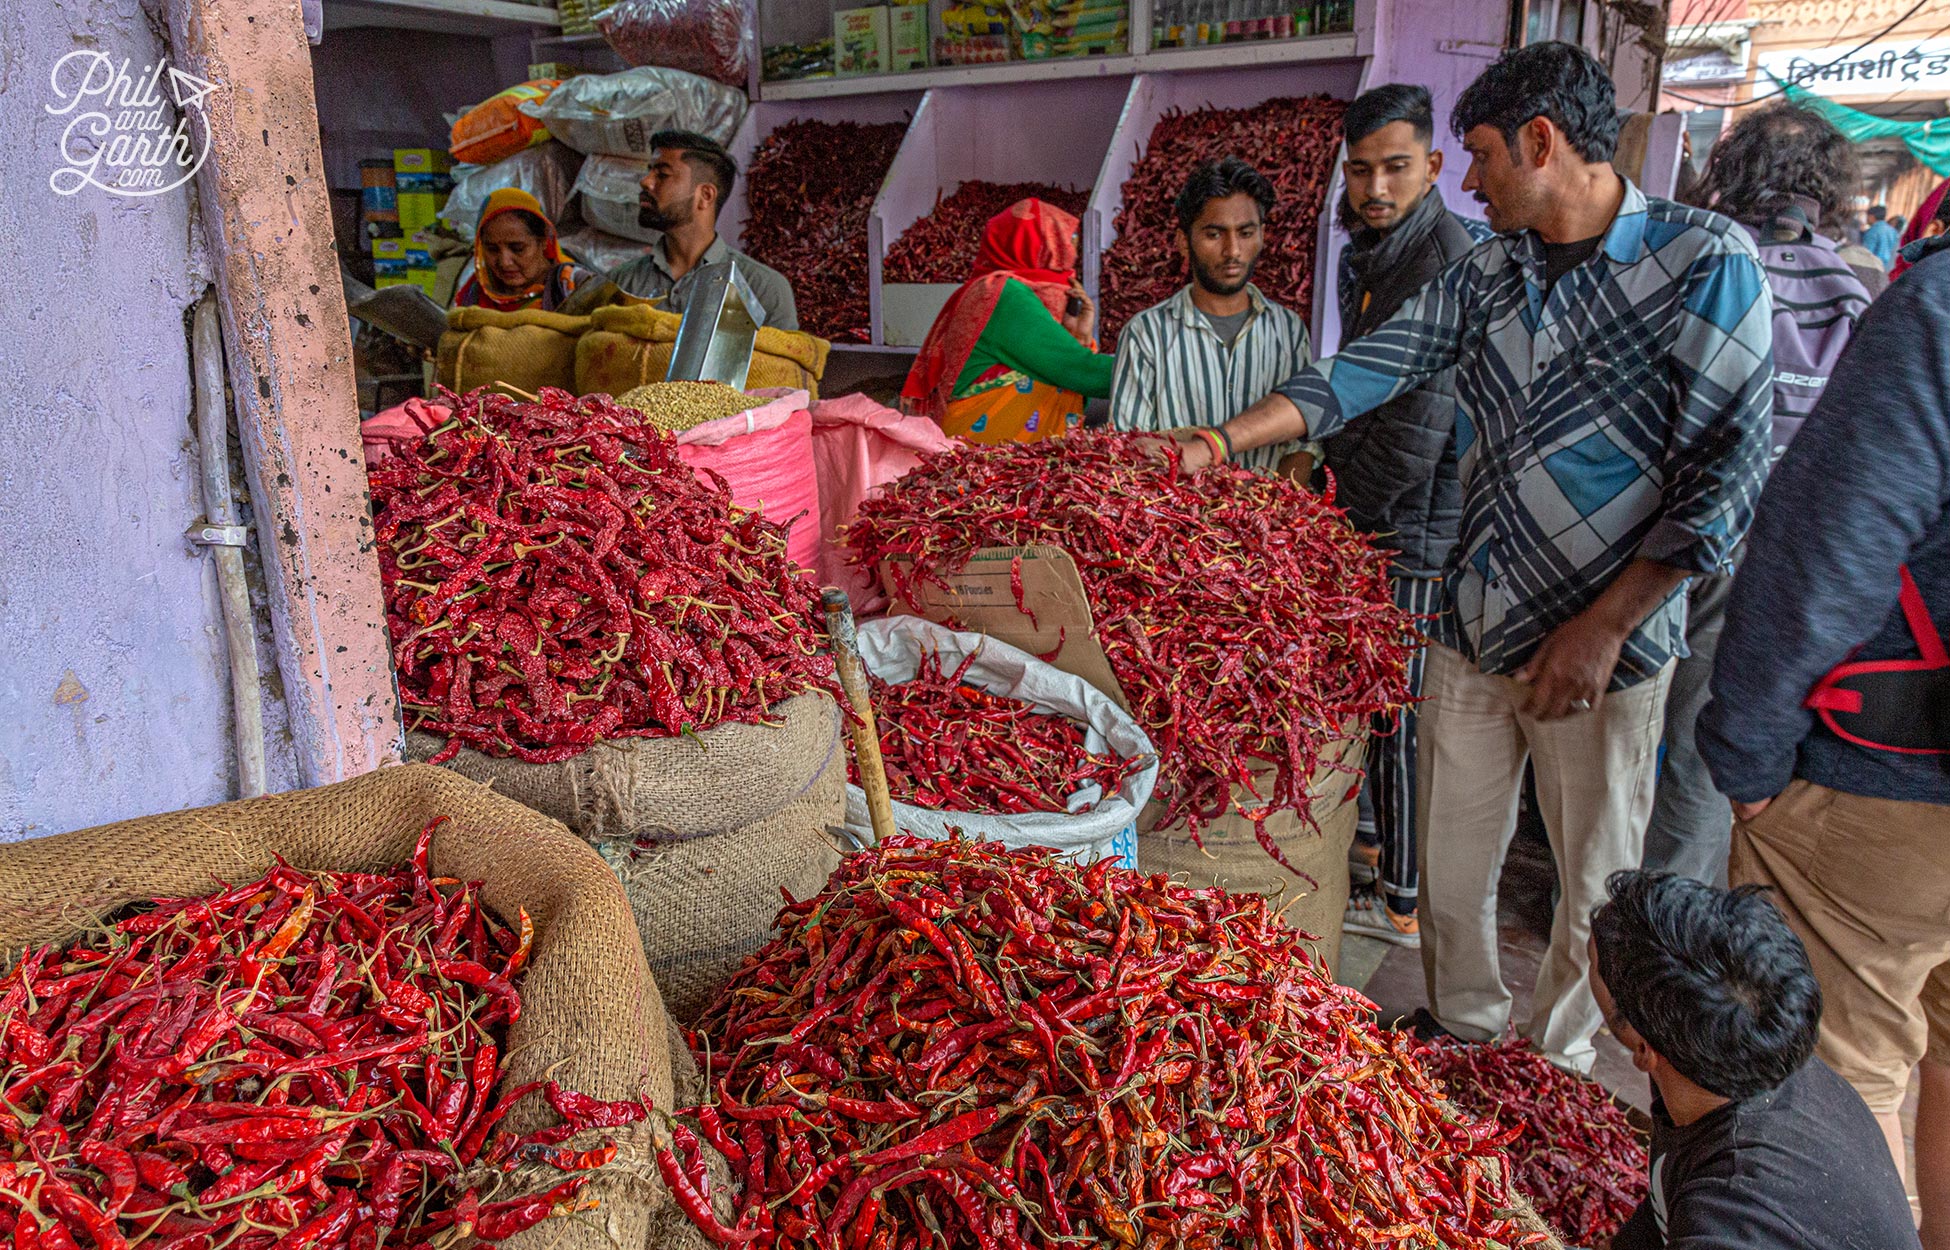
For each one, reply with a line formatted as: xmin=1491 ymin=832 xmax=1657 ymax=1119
xmin=369 ymin=386 xmax=840 ymax=764
xmin=0 ymin=817 xmax=648 ymax=1250
xmin=851 ymin=649 xmax=1141 ymax=815
xmin=670 ymin=835 xmax=1547 ymax=1250
xmin=1421 ymin=1036 xmax=1649 ymax=1245
xmin=741 ymin=119 xmax=908 ymax=343
xmin=844 ymin=433 xmax=1417 ymax=858
xmin=1099 ymin=96 xmax=1347 ymax=349
xmin=884 ymin=181 xmax=1091 ymax=284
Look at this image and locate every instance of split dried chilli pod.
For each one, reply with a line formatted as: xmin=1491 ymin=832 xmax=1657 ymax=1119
xmin=674 ymin=835 xmax=1551 ymax=1250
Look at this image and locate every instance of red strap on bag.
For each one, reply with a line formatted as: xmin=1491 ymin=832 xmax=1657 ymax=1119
xmin=1804 ymin=567 xmax=1950 ymax=755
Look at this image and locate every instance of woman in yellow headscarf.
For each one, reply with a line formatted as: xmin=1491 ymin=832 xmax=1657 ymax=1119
xmin=452 ymin=188 xmax=594 ymax=312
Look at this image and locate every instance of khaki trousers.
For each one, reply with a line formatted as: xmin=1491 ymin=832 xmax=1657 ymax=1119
xmin=1417 ymin=643 xmax=1673 ymax=1071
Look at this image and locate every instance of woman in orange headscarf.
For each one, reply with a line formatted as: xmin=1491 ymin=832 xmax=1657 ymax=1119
xmin=453 ymin=188 xmax=593 ymax=312
xmin=901 ymin=198 xmax=1115 ymax=445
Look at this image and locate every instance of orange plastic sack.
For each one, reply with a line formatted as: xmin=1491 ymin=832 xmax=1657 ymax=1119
xmin=450 ymin=80 xmax=560 ymax=166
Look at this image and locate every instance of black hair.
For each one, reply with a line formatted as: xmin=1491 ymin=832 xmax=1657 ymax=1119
xmin=1173 ymin=157 xmax=1276 ymax=235
xmin=652 ymin=129 xmax=737 ymax=207
xmin=487 ymin=207 xmax=550 ymax=240
xmin=1451 ymin=40 xmax=1619 ymax=164
xmin=1869 ymin=203 xmax=1888 ymax=221
xmin=1891 ymin=214 xmax=1906 ymax=230
xmin=1345 ymin=83 xmax=1434 ymax=148
xmin=1693 ymin=104 xmax=1859 ymax=230
xmin=1935 ymin=193 xmax=1950 ymax=228
xmin=1591 ymin=871 xmax=1822 ymax=1102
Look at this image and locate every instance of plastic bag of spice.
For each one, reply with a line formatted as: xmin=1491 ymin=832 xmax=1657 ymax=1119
xmin=844 ymin=616 xmax=1158 ymax=866
xmin=594 ymin=0 xmax=752 ymax=88
xmin=520 ymin=66 xmax=747 ymax=158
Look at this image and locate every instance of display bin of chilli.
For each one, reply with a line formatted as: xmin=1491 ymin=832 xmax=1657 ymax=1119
xmin=664 ymin=835 xmax=1562 ymax=1250
xmin=842 ymin=614 xmax=1159 ymax=865
xmin=719 ymin=98 xmax=918 ymax=344
xmin=0 ymin=763 xmax=674 ymax=1250
xmin=845 ymin=434 xmax=1416 ymax=974
xmin=370 ymin=387 xmax=849 ymax=1024
xmin=1087 ymin=62 xmax=1360 ymax=348
xmin=869 ymin=79 xmax=1126 ymax=345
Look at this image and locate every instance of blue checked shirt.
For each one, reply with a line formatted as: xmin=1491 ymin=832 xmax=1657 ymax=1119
xmin=1277 ymin=182 xmax=1775 ymax=689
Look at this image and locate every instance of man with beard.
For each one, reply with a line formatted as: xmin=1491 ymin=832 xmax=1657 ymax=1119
xmin=611 ymin=130 xmax=799 ymax=331
xmin=1165 ymin=42 xmax=1774 ymax=1072
xmin=1324 ymin=84 xmax=1484 ymax=952
xmin=1109 ymin=157 xmax=1314 ymax=474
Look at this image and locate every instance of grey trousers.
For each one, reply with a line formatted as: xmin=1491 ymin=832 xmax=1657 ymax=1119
xmin=1642 ymin=570 xmax=1734 ymax=885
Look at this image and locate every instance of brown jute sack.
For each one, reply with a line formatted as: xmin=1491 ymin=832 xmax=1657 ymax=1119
xmin=410 ymin=693 xmax=848 ymax=1023
xmin=1136 ymin=734 xmax=1368 ymax=978
xmin=438 ymin=306 xmax=591 ymax=396
xmin=0 ymin=764 xmax=671 ymax=1250
xmin=576 ymin=302 xmax=830 ymax=399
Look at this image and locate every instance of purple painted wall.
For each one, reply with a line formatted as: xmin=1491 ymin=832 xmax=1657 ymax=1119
xmin=0 ymin=2 xmax=296 ymax=839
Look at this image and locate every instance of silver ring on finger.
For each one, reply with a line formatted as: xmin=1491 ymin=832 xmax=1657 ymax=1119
xmin=1571 ymin=697 xmax=1593 ymax=712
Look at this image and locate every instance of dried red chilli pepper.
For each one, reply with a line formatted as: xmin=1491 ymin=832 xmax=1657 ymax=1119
xmin=1421 ymin=1035 xmax=1650 ymax=1244
xmin=883 ymin=181 xmax=1090 ymax=284
xmin=0 ymin=817 xmax=648 ymax=1250
xmin=846 ymin=433 xmax=1416 ymax=859
xmin=851 ymin=649 xmax=1141 ymax=816
xmin=671 ymin=836 xmax=1549 ymax=1250
xmin=368 ymin=386 xmax=840 ymax=764
xmin=1098 ymin=95 xmax=1348 ymax=349
xmin=740 ymin=119 xmax=908 ymax=343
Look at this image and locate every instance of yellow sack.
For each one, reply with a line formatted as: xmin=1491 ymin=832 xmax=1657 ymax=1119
xmin=575 ymin=301 xmax=831 ymax=399
xmin=449 ymin=80 xmax=558 ymax=166
xmin=437 ymin=306 xmax=591 ymax=397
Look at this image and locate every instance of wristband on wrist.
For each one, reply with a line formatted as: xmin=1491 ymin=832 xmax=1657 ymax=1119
xmin=1214 ymin=424 xmax=1234 ymax=460
xmin=1192 ymin=426 xmax=1228 ymax=464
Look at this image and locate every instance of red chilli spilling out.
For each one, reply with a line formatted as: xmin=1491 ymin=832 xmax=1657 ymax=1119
xmin=0 ymin=819 xmax=648 ymax=1250
xmin=1420 ymin=1036 xmax=1650 ymax=1245
xmin=884 ymin=181 xmax=1091 ymax=284
xmin=667 ymin=835 xmax=1548 ymax=1250
xmin=843 ymin=433 xmax=1417 ymax=868
xmin=370 ymin=386 xmax=839 ymax=764
xmin=1098 ymin=95 xmax=1348 ymax=349
xmin=741 ymin=119 xmax=909 ymax=343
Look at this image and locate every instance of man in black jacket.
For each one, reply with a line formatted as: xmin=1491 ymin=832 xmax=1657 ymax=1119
xmin=1326 ymin=84 xmax=1485 ymax=950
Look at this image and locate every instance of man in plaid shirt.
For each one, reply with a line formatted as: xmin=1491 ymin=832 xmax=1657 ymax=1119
xmin=1171 ymin=42 xmax=1774 ymax=1071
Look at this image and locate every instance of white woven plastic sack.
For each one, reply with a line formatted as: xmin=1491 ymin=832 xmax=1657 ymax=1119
xmin=575 ymin=155 xmax=659 ymax=243
xmin=441 ymin=142 xmax=584 ymax=242
xmin=520 ymin=67 xmax=747 ymax=158
xmin=844 ymin=617 xmax=1157 ymax=867
xmin=559 ymin=227 xmax=653 ymax=274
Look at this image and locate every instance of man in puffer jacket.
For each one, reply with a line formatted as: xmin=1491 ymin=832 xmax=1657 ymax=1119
xmin=1323 ymin=83 xmax=1487 ymax=950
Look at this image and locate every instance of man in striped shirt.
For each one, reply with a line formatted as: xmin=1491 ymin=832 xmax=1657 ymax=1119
xmin=1108 ymin=158 xmax=1316 ymax=475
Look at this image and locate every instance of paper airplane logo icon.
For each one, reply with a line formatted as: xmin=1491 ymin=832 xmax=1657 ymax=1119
xmin=167 ymin=66 xmax=219 ymax=109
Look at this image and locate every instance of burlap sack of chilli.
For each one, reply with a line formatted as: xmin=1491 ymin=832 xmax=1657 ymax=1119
xmin=408 ymin=691 xmax=847 ymax=1022
xmin=1136 ymin=734 xmax=1369 ymax=978
xmin=575 ymin=302 xmax=831 ymax=399
xmin=438 ymin=306 xmax=592 ymax=396
xmin=0 ymin=764 xmax=672 ymax=1250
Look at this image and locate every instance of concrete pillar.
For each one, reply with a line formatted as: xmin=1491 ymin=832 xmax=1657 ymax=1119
xmin=164 ymin=0 xmax=403 ymax=785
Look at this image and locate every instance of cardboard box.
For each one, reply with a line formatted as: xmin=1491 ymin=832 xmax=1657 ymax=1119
xmin=834 ymin=6 xmax=890 ymax=75
xmin=881 ymin=544 xmax=1130 ymax=711
xmin=392 ymin=148 xmax=452 ymax=175
xmin=406 ymin=267 xmax=441 ymax=298
xmin=396 ymin=190 xmax=445 ymax=236
xmin=889 ymin=4 xmax=929 ymax=70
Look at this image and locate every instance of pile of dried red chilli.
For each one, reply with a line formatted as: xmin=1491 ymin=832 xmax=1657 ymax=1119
xmin=666 ymin=835 xmax=1547 ymax=1249
xmin=846 ymin=434 xmax=1416 ymax=864
xmin=1099 ymin=96 xmax=1348 ymax=347
xmin=370 ymin=387 xmax=838 ymax=764
xmin=0 ymin=819 xmax=647 ymax=1249
xmin=853 ymin=650 xmax=1140 ymax=815
xmin=1421 ymin=1036 xmax=1649 ymax=1245
xmin=883 ymin=182 xmax=1091 ymax=284
xmin=741 ymin=119 xmax=909 ymax=342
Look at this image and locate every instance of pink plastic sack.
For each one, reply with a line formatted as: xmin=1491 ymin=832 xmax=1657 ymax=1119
xmin=674 ymin=388 xmax=821 ymax=571
xmin=808 ymin=393 xmax=957 ymax=611
xmin=361 ymin=397 xmax=450 ymax=467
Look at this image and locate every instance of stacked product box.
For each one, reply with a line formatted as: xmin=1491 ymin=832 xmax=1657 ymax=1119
xmin=393 ymin=148 xmax=454 ymax=242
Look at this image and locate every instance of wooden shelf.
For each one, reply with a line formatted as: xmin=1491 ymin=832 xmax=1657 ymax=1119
xmin=757 ymin=31 xmax=1360 ymax=101
xmin=322 ymin=0 xmax=560 ymax=35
